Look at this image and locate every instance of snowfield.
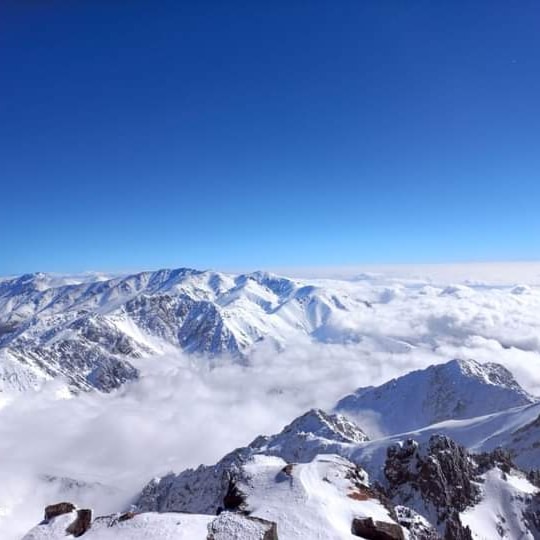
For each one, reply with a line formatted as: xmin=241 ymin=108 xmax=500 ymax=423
xmin=1 ymin=263 xmax=540 ymax=538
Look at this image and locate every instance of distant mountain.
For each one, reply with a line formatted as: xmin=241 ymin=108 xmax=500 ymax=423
xmin=0 ymin=268 xmax=369 ymax=393
xmin=334 ymin=358 xmax=537 ymax=437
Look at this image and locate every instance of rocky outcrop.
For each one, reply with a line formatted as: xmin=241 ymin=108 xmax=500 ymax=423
xmin=65 ymin=509 xmax=92 ymax=537
xmin=351 ymin=517 xmax=405 ymax=539
xmin=384 ymin=435 xmax=480 ymax=527
xmin=394 ymin=506 xmax=439 ymax=539
xmin=44 ymin=502 xmax=75 ymax=521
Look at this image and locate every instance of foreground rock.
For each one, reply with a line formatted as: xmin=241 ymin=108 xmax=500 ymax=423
xmin=207 ymin=512 xmax=278 ymax=540
xmin=23 ymin=507 xmax=279 ymax=539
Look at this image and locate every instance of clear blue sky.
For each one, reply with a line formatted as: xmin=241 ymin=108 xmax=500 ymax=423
xmin=2 ymin=0 xmax=539 ymax=275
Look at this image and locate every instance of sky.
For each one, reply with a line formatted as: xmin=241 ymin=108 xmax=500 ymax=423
xmin=1 ymin=0 xmax=540 ymax=275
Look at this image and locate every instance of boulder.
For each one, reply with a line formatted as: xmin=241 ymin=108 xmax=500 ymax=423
xmin=207 ymin=511 xmax=278 ymax=540
xmin=351 ymin=517 xmax=405 ymax=540
xmin=44 ymin=502 xmax=76 ymax=521
xmin=65 ymin=509 xmax=92 ymax=537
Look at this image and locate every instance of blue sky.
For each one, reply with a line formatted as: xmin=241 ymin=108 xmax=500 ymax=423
xmin=1 ymin=0 xmax=540 ymax=275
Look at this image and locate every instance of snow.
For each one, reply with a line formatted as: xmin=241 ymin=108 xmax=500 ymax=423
xmin=3 ymin=265 xmax=540 ymax=397
xmin=461 ymin=469 xmax=538 ymax=540
xmin=347 ymin=401 xmax=540 ymax=479
xmin=335 ymin=358 xmax=536 ymax=437
xmin=241 ymin=454 xmax=399 ymax=540
xmin=22 ymin=512 xmax=212 ymax=540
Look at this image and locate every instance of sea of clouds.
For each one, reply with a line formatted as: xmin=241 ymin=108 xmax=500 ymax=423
xmin=2 ymin=265 xmax=540 ymax=539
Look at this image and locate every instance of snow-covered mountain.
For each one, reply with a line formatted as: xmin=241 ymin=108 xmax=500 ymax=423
xmin=351 ymin=400 xmax=540 ymax=474
xmin=135 ymin=409 xmax=368 ymax=515
xmin=19 ymin=360 xmax=540 ymax=539
xmin=6 ymin=267 xmax=540 ymax=538
xmin=335 ymin=358 xmax=537 ymax=437
xmin=0 ymin=268 xmax=368 ymax=393
xmin=132 ymin=408 xmax=540 ymax=539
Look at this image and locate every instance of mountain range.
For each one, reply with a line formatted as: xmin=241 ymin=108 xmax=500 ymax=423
xmin=0 ymin=268 xmax=371 ymax=393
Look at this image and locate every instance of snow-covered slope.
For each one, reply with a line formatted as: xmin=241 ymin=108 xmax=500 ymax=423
xmin=18 ymin=370 xmax=540 ymax=539
xmin=0 ymin=269 xmax=366 ymax=393
xmin=22 ymin=511 xmax=213 ymax=540
xmin=335 ymin=358 xmax=536 ymax=437
xmin=136 ymin=409 xmax=368 ymax=514
xmin=232 ymin=453 xmax=402 ymax=540
xmin=461 ymin=467 xmax=539 ymax=540
xmin=23 ymin=454 xmax=404 ymax=540
xmin=350 ymin=401 xmax=540 ymax=474
xmin=134 ymin=404 xmax=540 ymax=538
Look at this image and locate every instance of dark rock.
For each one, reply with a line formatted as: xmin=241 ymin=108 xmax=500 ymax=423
xmin=223 ymin=477 xmax=246 ymax=511
xmin=281 ymin=464 xmax=294 ymax=477
xmin=66 ymin=508 xmax=92 ymax=537
xmin=351 ymin=517 xmax=405 ymax=539
xmin=384 ymin=435 xmax=480 ymax=524
xmin=44 ymin=502 xmax=76 ymax=521
xmin=474 ymin=447 xmax=514 ymax=475
xmin=524 ymin=492 xmax=540 ymax=536
xmin=117 ymin=511 xmax=137 ymax=522
xmin=443 ymin=513 xmax=473 ymax=540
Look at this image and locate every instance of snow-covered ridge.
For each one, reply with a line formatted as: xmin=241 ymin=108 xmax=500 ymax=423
xmin=335 ymin=358 xmax=537 ymax=437
xmin=133 ymin=402 xmax=540 ymax=539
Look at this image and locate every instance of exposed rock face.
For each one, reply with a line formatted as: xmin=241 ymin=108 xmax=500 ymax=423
xmin=65 ymin=509 xmax=92 ymax=537
xmin=382 ymin=435 xmax=481 ymax=539
xmin=44 ymin=502 xmax=76 ymax=521
xmin=474 ymin=447 xmax=513 ymax=474
xmin=442 ymin=514 xmax=473 ymax=540
xmin=221 ymin=477 xmax=247 ymax=512
xmin=207 ymin=512 xmax=278 ymax=540
xmin=394 ymin=506 xmax=439 ymax=540
xmin=524 ymin=492 xmax=540 ymax=535
xmin=351 ymin=516 xmax=405 ymax=539
xmin=384 ymin=435 xmax=480 ymax=525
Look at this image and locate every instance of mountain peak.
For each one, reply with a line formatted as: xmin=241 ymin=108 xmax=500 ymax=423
xmin=335 ymin=359 xmax=536 ymax=437
xmin=276 ymin=408 xmax=369 ymax=445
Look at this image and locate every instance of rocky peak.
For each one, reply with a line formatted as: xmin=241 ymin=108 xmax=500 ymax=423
xmin=246 ymin=408 xmax=369 ymax=465
xmin=384 ymin=435 xmax=479 ymax=536
xmin=268 ymin=408 xmax=369 ymax=445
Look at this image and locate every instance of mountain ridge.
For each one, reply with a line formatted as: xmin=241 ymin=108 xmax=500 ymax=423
xmin=0 ymin=268 xmax=366 ymax=393
xmin=335 ymin=358 xmax=537 ymax=437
